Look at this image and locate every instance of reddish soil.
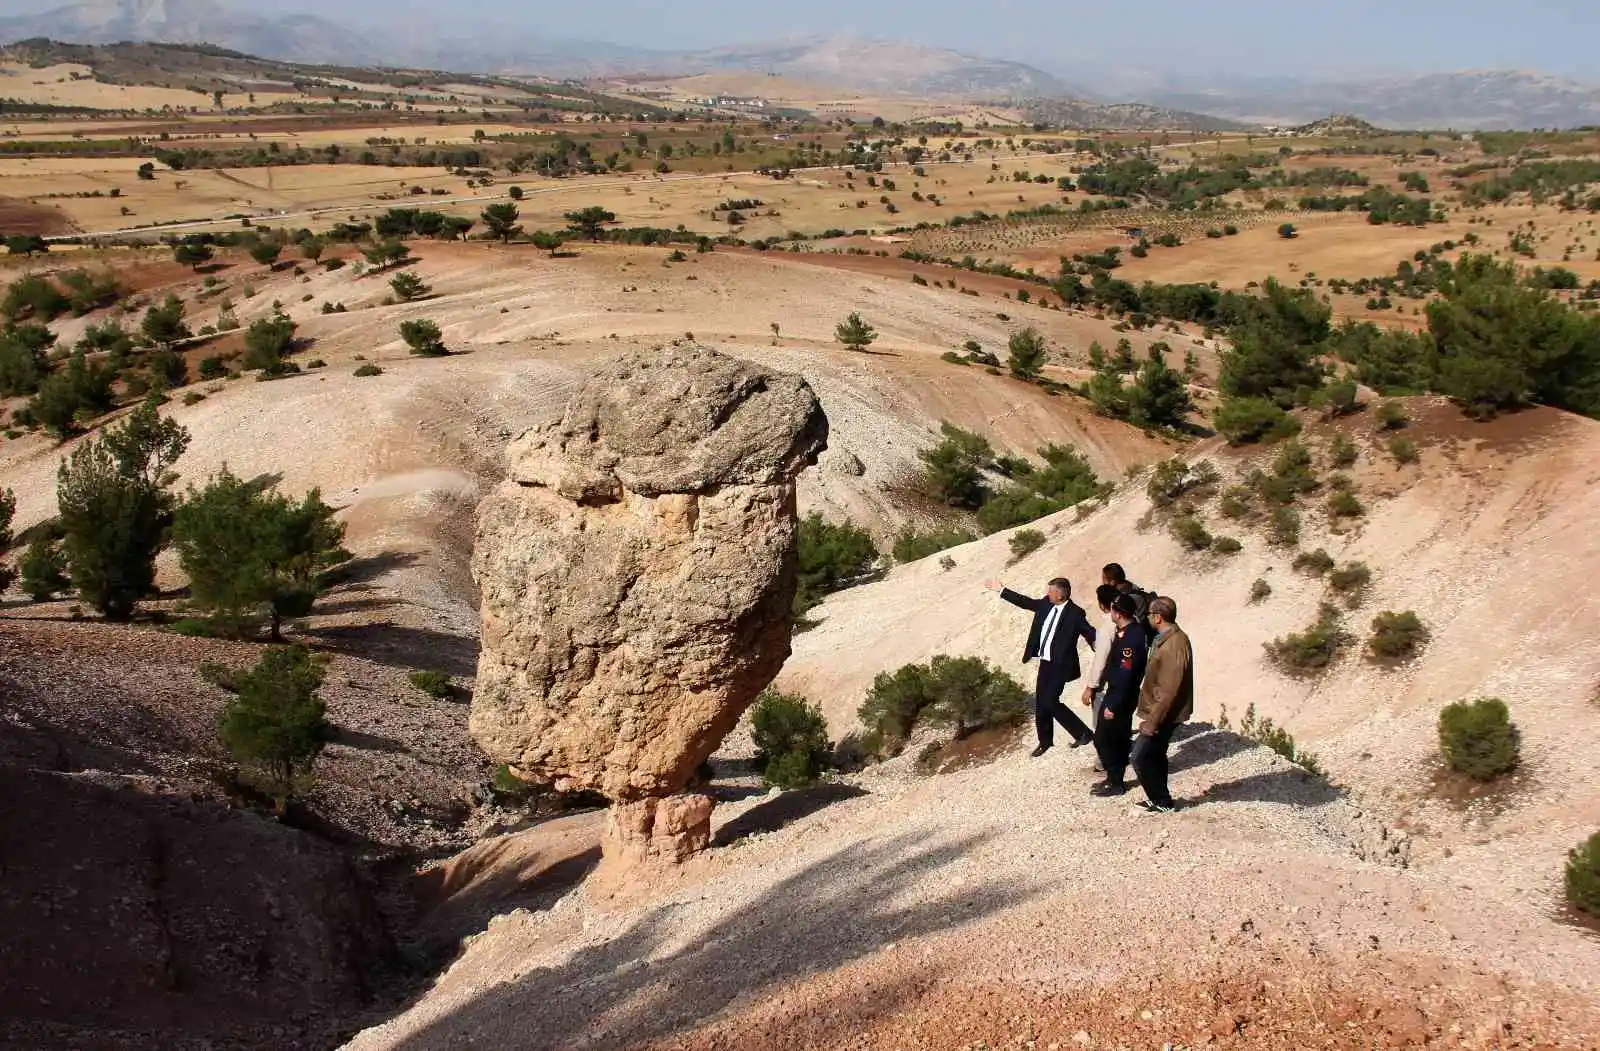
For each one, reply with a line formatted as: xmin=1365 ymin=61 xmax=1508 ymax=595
xmin=0 ymin=195 xmax=77 ymax=236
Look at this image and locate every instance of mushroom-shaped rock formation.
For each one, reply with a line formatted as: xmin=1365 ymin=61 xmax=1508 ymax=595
xmin=471 ymin=347 xmax=828 ymax=868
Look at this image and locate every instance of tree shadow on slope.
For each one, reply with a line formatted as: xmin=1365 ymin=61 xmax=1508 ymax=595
xmin=306 ymin=623 xmax=479 ymax=678
xmin=388 ymin=831 xmax=1028 ymax=1051
xmin=1168 ymin=724 xmax=1256 ymax=776
xmin=1195 ymin=768 xmax=1344 ymax=809
xmin=712 ymin=783 xmax=869 ymax=847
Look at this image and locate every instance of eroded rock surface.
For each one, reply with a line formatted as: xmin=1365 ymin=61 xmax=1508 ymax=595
xmin=471 ymin=348 xmax=827 ymax=836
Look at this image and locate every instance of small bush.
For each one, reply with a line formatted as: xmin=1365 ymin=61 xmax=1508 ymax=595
xmin=1008 ymin=528 xmax=1046 ymax=562
xmin=1210 ymin=535 xmax=1242 ymax=554
xmin=1566 ymin=832 xmax=1600 ymax=917
xmin=750 ymin=688 xmax=831 ymax=789
xmin=1328 ymin=433 xmax=1358 ymax=467
xmin=1327 ymin=489 xmax=1365 ymax=518
xmin=1293 ymin=548 xmax=1335 ymax=575
xmin=1238 ymin=703 xmax=1322 ymax=775
xmin=198 ymin=356 xmax=227 ymax=380
xmin=859 ymin=655 xmax=1027 ymax=754
xmin=1376 ymin=401 xmax=1409 ymax=429
xmin=893 ymin=527 xmax=977 ymax=563
xmin=1249 ymin=578 xmax=1272 ymax=603
xmin=306 ymin=358 xmax=326 ymax=369
xmin=1438 ymin=697 xmax=1518 ymax=781
xmin=1328 ymin=561 xmax=1372 ymax=598
xmin=354 ymin=364 xmax=383 ymax=377
xmin=408 ymin=669 xmax=456 ymax=699
xmin=1215 ymin=397 xmax=1299 ymax=445
xmin=1170 ymin=515 xmax=1212 ymax=551
xmin=1272 ymin=440 xmax=1318 ymax=494
xmin=1219 ymin=486 xmax=1252 ymax=519
xmin=1368 ymin=610 xmax=1428 ymax=662
xmin=794 ymin=513 xmax=879 ymax=615
xmin=1265 ymin=603 xmax=1351 ymax=673
xmin=1389 ymin=436 xmax=1419 ymax=464
xmin=169 ymin=617 xmax=219 ymax=637
xmin=1268 ymin=505 xmax=1301 ymax=547
xmin=181 ymin=391 xmax=205 ymax=407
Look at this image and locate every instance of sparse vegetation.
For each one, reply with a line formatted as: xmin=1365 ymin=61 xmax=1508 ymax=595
xmin=835 ymin=312 xmax=877 ymax=352
xmin=1293 ymin=548 xmax=1336 ymax=576
xmin=1376 ymin=401 xmax=1409 ymax=429
xmin=400 ymin=318 xmax=448 ymax=356
xmin=1438 ymin=697 xmax=1518 ymax=781
xmin=893 ymin=527 xmax=977 ymax=564
xmin=1265 ymin=602 xmax=1351 ymax=673
xmin=859 ymin=655 xmax=1028 ymax=756
xmin=408 ymin=670 xmax=456 ymax=699
xmin=1249 ymin=577 xmax=1272 ymax=603
xmin=794 ymin=513 xmax=879 ymax=616
xmin=1237 ymin=702 xmax=1322 ymax=775
xmin=1567 ymin=832 xmax=1600 ymax=918
xmin=354 ymin=363 xmax=383 ymax=377
xmin=1007 ymin=528 xmax=1045 ymax=562
xmin=1388 ymin=436 xmax=1419 ymax=464
xmin=1006 ymin=327 xmax=1048 ymax=380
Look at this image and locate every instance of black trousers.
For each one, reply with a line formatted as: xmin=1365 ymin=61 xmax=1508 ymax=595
xmin=1094 ymin=702 xmax=1135 ymax=784
xmin=1132 ymin=719 xmax=1181 ymax=805
xmin=1034 ymin=663 xmax=1091 ymax=747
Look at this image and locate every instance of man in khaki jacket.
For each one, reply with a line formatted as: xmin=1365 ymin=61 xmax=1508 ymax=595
xmin=1132 ymin=595 xmax=1193 ymax=813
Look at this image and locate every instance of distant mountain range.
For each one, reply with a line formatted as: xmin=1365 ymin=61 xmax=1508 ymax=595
xmin=4 ymin=0 xmax=1600 ymax=130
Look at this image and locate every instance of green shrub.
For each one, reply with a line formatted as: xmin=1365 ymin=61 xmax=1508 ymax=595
xmin=1146 ymin=458 xmax=1219 ymax=508
xmin=892 ymin=527 xmax=977 ymax=563
xmin=1376 ymin=400 xmax=1409 ymax=429
xmin=1272 ymin=440 xmax=1319 ymax=493
xmin=181 ymin=391 xmax=205 ymax=407
xmin=918 ymin=422 xmax=993 ymax=508
xmin=1249 ymin=578 xmax=1272 ymax=603
xmin=1268 ymin=505 xmax=1301 ymax=547
xmin=794 ymin=513 xmax=879 ymax=615
xmin=408 ymin=669 xmax=456 ymax=699
xmin=750 ymin=688 xmax=831 ymax=789
xmin=858 ymin=655 xmax=1027 ymax=754
xmin=939 ymin=350 xmax=966 ymax=365
xmin=1327 ymin=489 xmax=1365 ymax=518
xmin=1170 ymin=515 xmax=1212 ymax=551
xmin=491 ymin=764 xmax=537 ymax=803
xmin=1265 ymin=603 xmax=1351 ymax=673
xmin=1329 ymin=561 xmax=1372 ymax=597
xmin=198 ymin=356 xmax=227 ymax=380
xmin=1008 ymin=528 xmax=1046 ymax=562
xmin=1292 ymin=548 xmax=1335 ymax=575
xmin=400 ymin=318 xmax=448 ymax=357
xmin=1215 ymin=397 xmax=1300 ymax=445
xmin=354 ymin=363 xmax=383 ymax=377
xmin=1328 ymin=433 xmax=1358 ymax=467
xmin=1368 ymin=610 xmax=1428 ymax=661
xmin=1389 ymin=436 xmax=1419 ymax=464
xmin=1219 ymin=486 xmax=1252 ymax=519
xmin=1438 ymin=697 xmax=1518 ymax=781
xmin=1566 ymin=832 xmax=1600 ymax=917
xmin=1210 ymin=535 xmax=1242 ymax=554
xmin=19 ymin=532 xmax=69 ymax=601
xmin=169 ymin=617 xmax=219 ymax=637
xmin=1237 ymin=703 xmax=1322 ymax=775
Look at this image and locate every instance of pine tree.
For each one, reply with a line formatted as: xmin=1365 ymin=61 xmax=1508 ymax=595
xmin=18 ymin=531 xmax=69 ymax=601
xmin=1007 ymin=327 xmax=1048 ymax=380
xmin=835 ymin=312 xmax=877 ymax=351
xmin=141 ymin=293 xmax=191 ymax=348
xmin=389 ymin=271 xmax=431 ymax=302
xmin=1126 ymin=345 xmax=1195 ymax=428
xmin=482 ymin=203 xmax=524 ymax=242
xmin=216 ymin=645 xmax=331 ymax=814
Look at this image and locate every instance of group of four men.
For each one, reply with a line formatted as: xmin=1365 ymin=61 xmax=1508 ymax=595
xmin=982 ymin=564 xmax=1195 ymax=813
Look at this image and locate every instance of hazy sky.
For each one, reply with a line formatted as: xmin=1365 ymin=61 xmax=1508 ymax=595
xmin=10 ymin=0 xmax=1600 ymax=79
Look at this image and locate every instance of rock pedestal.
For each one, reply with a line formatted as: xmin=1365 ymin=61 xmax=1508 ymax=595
xmin=471 ymin=347 xmax=827 ymax=872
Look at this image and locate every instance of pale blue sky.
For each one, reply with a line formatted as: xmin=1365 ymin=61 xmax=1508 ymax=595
xmin=9 ymin=0 xmax=1599 ymax=79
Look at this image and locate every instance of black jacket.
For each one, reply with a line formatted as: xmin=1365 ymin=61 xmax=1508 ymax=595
xmin=1000 ymin=588 xmax=1096 ymax=679
xmin=1100 ymin=621 xmax=1149 ymax=717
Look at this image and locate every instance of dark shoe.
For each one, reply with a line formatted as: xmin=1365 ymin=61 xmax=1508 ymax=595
xmin=1090 ymin=780 xmax=1128 ymax=797
xmin=1138 ymin=800 xmax=1178 ymax=814
xmin=1069 ymin=736 xmax=1092 ymax=749
xmin=1030 ymin=744 xmax=1052 ymax=758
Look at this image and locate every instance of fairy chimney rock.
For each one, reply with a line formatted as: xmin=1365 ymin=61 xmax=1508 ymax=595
xmin=471 ymin=347 xmax=827 ymax=863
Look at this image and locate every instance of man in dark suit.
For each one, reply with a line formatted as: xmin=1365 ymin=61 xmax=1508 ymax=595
xmin=983 ymin=576 xmax=1096 ymax=757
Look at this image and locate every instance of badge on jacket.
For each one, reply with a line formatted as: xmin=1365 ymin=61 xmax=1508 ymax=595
xmin=1120 ymin=647 xmax=1134 ymax=669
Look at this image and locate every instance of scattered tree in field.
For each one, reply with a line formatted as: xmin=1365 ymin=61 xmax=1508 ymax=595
xmin=173 ymin=241 xmax=213 ymax=271
xmin=564 ymin=206 xmax=615 ymax=241
xmin=242 ymin=313 xmax=297 ymax=374
xmin=244 ymin=242 xmax=280 ymax=270
xmin=919 ymin=422 xmax=994 ymax=508
xmin=28 ymin=349 xmax=116 ymax=438
xmin=481 ymin=202 xmax=523 ymax=243
xmin=834 ymin=312 xmax=877 ymax=351
xmin=55 ymin=397 xmax=190 ymax=620
xmin=400 ymin=318 xmax=447 ymax=356
xmin=300 ymin=238 xmax=325 ymax=262
xmin=215 ymin=645 xmax=331 ymax=814
xmin=141 ymin=294 xmax=191 ymax=348
xmin=1125 ymin=344 xmax=1194 ymax=428
xmin=0 ymin=323 xmax=56 ymax=396
xmin=137 ymin=162 xmax=156 ymax=180
xmin=1438 ymin=697 xmax=1518 ymax=781
xmin=1278 ymin=223 xmax=1298 ymax=239
xmin=529 ymin=230 xmax=565 ymax=256
xmin=6 ymin=234 xmax=48 ymax=256
xmin=362 ymin=239 xmax=410 ymax=271
xmin=389 ymin=271 xmax=431 ymax=302
xmin=172 ymin=467 xmax=349 ymax=640
xmin=508 ymin=185 xmax=525 ymax=200
xmin=1007 ymin=327 xmax=1048 ymax=380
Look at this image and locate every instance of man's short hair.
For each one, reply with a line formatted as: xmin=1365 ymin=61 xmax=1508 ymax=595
xmin=1102 ymin=562 xmax=1127 ymax=585
xmin=1048 ymin=577 xmax=1071 ymax=596
xmin=1095 ymin=584 xmax=1121 ymax=611
xmin=1111 ymin=593 xmax=1139 ymax=618
xmin=1149 ymin=596 xmax=1178 ymax=622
